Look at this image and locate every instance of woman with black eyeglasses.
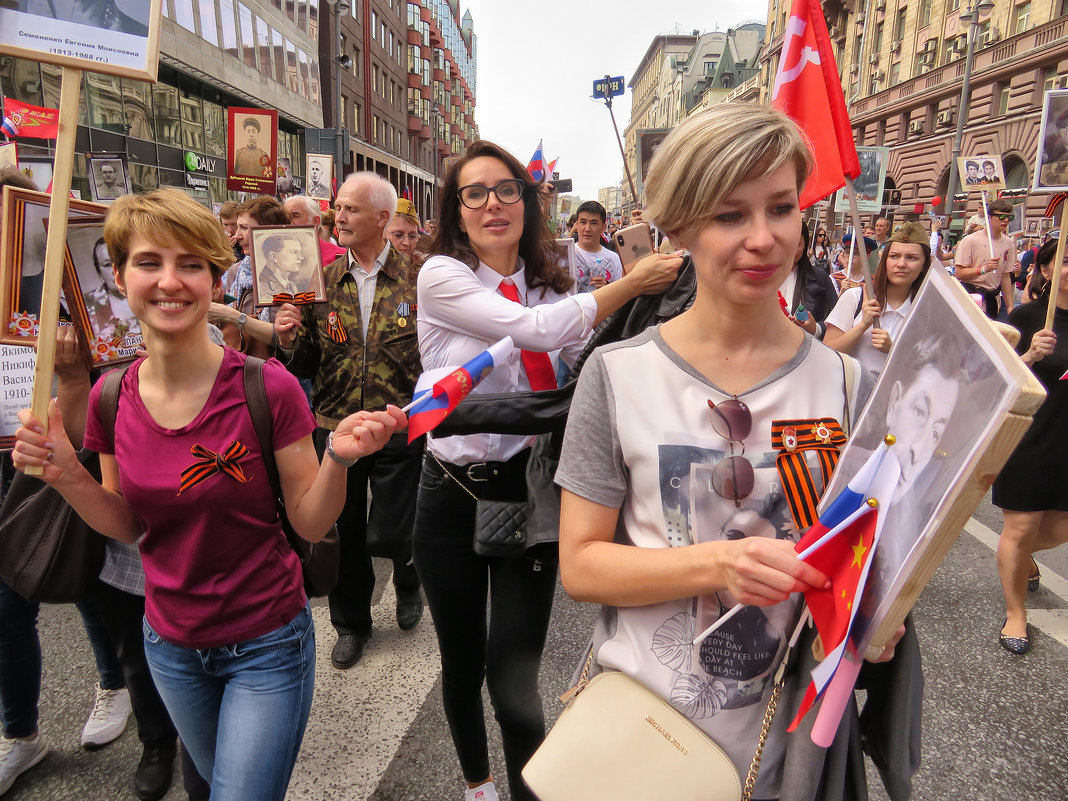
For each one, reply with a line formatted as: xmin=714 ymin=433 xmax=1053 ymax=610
xmin=414 ymin=140 xmax=681 ymax=801
xmin=811 ymin=227 xmax=832 ymax=272
xmin=557 ymin=105 xmax=913 ymax=800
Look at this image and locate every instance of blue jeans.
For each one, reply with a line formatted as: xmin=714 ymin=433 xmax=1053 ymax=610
xmin=142 ymin=604 xmax=315 ymax=801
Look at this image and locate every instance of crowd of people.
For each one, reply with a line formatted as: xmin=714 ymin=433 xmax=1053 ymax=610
xmin=1 ymin=98 xmax=1066 ymax=801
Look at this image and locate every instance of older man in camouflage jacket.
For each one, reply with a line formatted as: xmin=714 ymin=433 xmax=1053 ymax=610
xmin=277 ymin=171 xmax=423 ymax=669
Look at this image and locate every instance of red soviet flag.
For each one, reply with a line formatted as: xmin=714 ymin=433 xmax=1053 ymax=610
xmin=2 ymin=98 xmax=60 ymax=140
xmin=771 ymin=0 xmax=861 ymax=209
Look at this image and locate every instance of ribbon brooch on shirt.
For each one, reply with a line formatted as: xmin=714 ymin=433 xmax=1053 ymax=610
xmin=771 ymin=418 xmax=847 ymax=530
xmin=326 ymin=310 xmax=347 ymax=343
xmin=177 ymin=441 xmax=251 ymax=496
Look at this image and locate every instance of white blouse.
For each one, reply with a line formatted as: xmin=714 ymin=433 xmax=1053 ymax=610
xmin=416 ymin=253 xmax=598 ymax=464
xmin=824 ymin=286 xmax=913 ymax=378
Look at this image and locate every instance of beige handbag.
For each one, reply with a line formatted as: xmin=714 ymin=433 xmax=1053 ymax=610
xmin=522 ymin=649 xmax=787 ymax=801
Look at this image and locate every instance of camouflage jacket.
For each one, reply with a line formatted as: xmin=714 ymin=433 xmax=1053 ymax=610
xmin=284 ymin=245 xmax=419 ymax=429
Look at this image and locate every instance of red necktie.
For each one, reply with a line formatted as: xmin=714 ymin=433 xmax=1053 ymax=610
xmin=498 ymin=278 xmax=558 ymax=391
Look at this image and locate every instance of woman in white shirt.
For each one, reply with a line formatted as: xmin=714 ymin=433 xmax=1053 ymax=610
xmin=414 ymin=140 xmax=681 ymax=801
xmin=823 ymin=222 xmax=932 ymax=377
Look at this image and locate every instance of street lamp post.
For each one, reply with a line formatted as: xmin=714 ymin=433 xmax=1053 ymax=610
xmin=945 ymin=0 xmax=995 ymax=221
xmin=431 ymin=106 xmax=442 ymax=218
xmin=332 ymin=0 xmax=351 ymax=196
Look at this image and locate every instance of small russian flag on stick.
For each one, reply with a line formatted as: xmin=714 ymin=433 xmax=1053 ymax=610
xmin=403 ymin=337 xmax=514 ymax=443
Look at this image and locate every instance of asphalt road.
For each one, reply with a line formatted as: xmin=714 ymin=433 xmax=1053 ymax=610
xmin=5 ymin=493 xmax=1067 ymax=801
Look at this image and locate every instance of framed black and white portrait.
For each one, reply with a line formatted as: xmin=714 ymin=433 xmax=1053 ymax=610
xmin=87 ymin=151 xmax=130 ymax=203
xmin=305 ymin=154 xmax=333 ymax=200
xmin=248 ymin=225 xmax=326 ymax=308
xmin=1033 ymin=89 xmax=1068 ymax=193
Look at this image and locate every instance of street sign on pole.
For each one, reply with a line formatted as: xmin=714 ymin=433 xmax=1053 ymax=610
xmin=593 ymin=75 xmax=625 ymax=99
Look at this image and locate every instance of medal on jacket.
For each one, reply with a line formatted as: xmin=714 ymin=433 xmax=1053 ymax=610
xmin=771 ymin=418 xmax=847 ymax=530
xmin=326 ymin=310 xmax=347 ymax=343
xmin=397 ymin=301 xmax=412 ymax=328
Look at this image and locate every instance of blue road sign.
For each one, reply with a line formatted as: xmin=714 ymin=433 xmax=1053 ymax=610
xmin=593 ymin=75 xmax=625 ymax=99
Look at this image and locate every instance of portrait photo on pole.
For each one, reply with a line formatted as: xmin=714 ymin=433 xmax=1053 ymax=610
xmin=1033 ymin=88 xmax=1068 ymax=193
xmin=86 ymin=151 xmax=131 ymax=203
xmin=61 ymin=220 xmax=143 ymax=366
xmin=1023 ymin=218 xmax=1041 ymax=237
xmin=248 ymin=225 xmax=326 ymax=308
xmin=636 ymin=128 xmax=671 ymax=191
xmin=276 ymin=156 xmax=294 ymax=196
xmin=305 ymin=153 xmax=333 ymax=199
xmin=0 ymin=186 xmax=106 ymax=346
xmin=956 ymin=154 xmax=1006 ymax=191
xmin=834 ymin=146 xmax=889 ymax=214
xmin=822 ymin=265 xmax=1043 ymax=652
xmin=1039 ymin=216 xmax=1055 ymax=235
xmin=0 ymin=142 xmax=17 ymax=170
xmin=226 ymin=107 xmax=278 ymax=195
xmin=0 ymin=0 xmax=163 ymax=81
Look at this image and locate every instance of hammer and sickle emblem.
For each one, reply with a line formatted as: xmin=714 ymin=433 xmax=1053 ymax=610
xmin=772 ymin=16 xmax=822 ymax=100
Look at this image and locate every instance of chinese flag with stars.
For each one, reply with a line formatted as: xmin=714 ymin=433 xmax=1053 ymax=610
xmin=797 ymin=507 xmax=878 ymax=658
xmin=771 ymin=0 xmax=861 ymax=209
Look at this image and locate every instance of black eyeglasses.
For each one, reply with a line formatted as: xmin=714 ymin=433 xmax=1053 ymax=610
xmin=707 ymin=397 xmax=755 ymax=507
xmin=457 ymin=179 xmax=525 ymax=209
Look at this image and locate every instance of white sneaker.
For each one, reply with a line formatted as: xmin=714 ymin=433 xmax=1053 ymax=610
xmin=0 ymin=734 xmax=48 ymax=795
xmin=80 ymin=685 xmax=132 ymax=749
xmin=464 ymin=781 xmax=500 ymax=801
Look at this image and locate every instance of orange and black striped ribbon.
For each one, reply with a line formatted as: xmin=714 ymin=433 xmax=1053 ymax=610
xmin=770 ymin=418 xmax=847 ymax=530
xmin=177 ymin=440 xmax=250 ymax=496
xmin=326 ymin=311 xmax=347 ymax=343
xmin=272 ymin=291 xmax=318 ymax=305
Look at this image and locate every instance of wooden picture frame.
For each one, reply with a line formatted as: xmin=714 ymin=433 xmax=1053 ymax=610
xmin=0 ymin=0 xmax=163 ymax=82
xmin=823 ymin=265 xmax=1045 ymax=655
xmin=957 ymin=154 xmax=1007 ymax=192
xmin=1033 ymin=88 xmax=1068 ymax=193
xmin=1 ymin=186 xmax=107 ymax=346
xmin=0 ymin=141 xmax=17 ymax=170
xmin=248 ymin=225 xmax=327 ymax=308
xmin=61 ymin=220 xmax=143 ymax=366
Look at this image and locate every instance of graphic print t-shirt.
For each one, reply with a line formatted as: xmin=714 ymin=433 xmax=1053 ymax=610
xmin=556 ymin=328 xmax=864 ymax=798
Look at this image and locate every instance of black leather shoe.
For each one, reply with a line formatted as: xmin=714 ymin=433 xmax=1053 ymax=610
xmin=331 ymin=633 xmax=369 ymax=669
xmin=396 ymin=591 xmax=424 ymax=631
xmin=135 ymin=742 xmax=176 ymax=801
xmin=999 ymin=620 xmax=1030 ymax=655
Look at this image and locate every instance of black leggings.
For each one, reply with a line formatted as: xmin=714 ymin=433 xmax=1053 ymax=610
xmin=412 ymin=452 xmax=557 ymax=801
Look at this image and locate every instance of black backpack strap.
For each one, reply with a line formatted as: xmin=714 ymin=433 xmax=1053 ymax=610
xmin=98 ymin=363 xmax=132 ymax=449
xmin=242 ymin=356 xmax=283 ymax=500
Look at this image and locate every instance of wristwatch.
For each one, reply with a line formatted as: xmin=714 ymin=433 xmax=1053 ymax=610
xmin=235 ymin=312 xmax=247 ymax=330
xmin=326 ymin=430 xmax=358 ymax=468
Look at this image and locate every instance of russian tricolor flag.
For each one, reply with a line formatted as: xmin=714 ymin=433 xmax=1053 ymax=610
xmin=406 ymin=337 xmax=514 ymax=443
xmin=1 ymin=116 xmax=19 ymax=139
xmin=526 ymin=140 xmax=545 ymax=182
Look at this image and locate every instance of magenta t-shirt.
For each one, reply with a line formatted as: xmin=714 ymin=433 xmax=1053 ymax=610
xmin=84 ymin=348 xmax=316 ymax=648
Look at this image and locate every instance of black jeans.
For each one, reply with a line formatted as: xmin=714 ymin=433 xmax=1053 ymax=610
xmin=412 ymin=451 xmax=557 ymax=801
xmin=960 ymin=282 xmax=1000 ymax=319
xmin=314 ymin=429 xmax=423 ymax=637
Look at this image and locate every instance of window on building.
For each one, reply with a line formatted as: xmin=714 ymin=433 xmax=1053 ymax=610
xmin=203 ymin=99 xmax=226 ymax=157
xmin=173 ymin=0 xmax=195 ymax=34
xmin=372 ymin=64 xmax=378 ymax=95
xmin=1044 ymin=66 xmax=1068 ymax=93
xmin=1013 ymin=2 xmax=1031 ymax=34
xmin=919 ymin=0 xmax=932 ymax=27
xmin=285 ymin=39 xmax=299 ymax=93
xmin=994 ymin=83 xmax=1010 ymax=116
xmin=308 ymin=0 xmax=318 ymax=37
xmin=889 ymin=61 xmax=901 ymax=86
xmin=86 ymin=74 xmax=124 ymax=132
xmin=298 ymin=49 xmax=311 ymax=99
xmin=220 ymin=0 xmax=238 ymax=58
xmin=152 ymin=82 xmax=182 ymax=147
xmin=180 ymin=90 xmax=204 ymax=151
xmin=255 ymin=17 xmax=272 ymax=80
xmin=873 ymin=22 xmax=884 ymax=52
xmin=238 ymin=4 xmax=257 ymax=69
xmin=353 ymin=45 xmax=361 ymax=77
xmin=121 ymin=78 xmax=153 ymax=140
xmin=199 ymin=0 xmax=218 ymax=46
xmin=949 ymin=0 xmax=961 ymax=10
xmin=296 ymin=0 xmax=307 ymax=30
xmin=893 ymin=7 xmax=906 ymax=40
xmin=271 ymin=28 xmax=286 ymax=82
xmin=373 ymin=114 xmax=380 ymax=143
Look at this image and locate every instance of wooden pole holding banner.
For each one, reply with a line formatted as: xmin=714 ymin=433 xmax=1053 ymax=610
xmin=24 ymin=67 xmax=82 ymax=476
xmin=843 ymin=176 xmax=881 ymax=330
xmin=1044 ymin=218 xmax=1068 ymax=330
xmin=980 ymin=191 xmax=996 ymax=258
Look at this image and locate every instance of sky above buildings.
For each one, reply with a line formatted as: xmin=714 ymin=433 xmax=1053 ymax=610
xmin=460 ymin=0 xmax=770 ymax=200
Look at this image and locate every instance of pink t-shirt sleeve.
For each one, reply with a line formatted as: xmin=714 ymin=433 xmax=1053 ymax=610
xmin=262 ymin=357 xmax=317 ymax=450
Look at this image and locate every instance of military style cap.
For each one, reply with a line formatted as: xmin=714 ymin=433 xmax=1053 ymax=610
xmin=889 ymin=221 xmax=930 ymax=248
xmin=396 ymin=198 xmax=419 ymax=223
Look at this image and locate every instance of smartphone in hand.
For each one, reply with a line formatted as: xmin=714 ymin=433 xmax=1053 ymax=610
xmin=614 ymin=223 xmax=654 ymax=270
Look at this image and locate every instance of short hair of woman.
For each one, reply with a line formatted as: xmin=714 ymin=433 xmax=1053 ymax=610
xmin=104 ymin=189 xmax=233 ymax=281
xmin=241 ymin=195 xmax=290 ymax=226
xmin=644 ymin=103 xmax=812 ymax=243
xmin=431 ymin=139 xmax=572 ymax=294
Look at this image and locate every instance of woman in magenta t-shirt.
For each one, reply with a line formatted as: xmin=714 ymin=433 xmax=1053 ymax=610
xmin=12 ymin=189 xmax=406 ymax=801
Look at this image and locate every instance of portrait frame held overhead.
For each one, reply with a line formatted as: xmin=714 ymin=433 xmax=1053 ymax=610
xmin=61 ymin=220 xmax=143 ymax=366
xmin=823 ymin=265 xmax=1044 ymax=655
xmin=957 ymin=154 xmax=1006 ymax=191
xmin=248 ymin=224 xmax=326 ymax=308
xmin=834 ymin=146 xmax=889 ymax=213
xmin=1023 ymin=218 xmax=1041 ymax=237
xmin=0 ymin=142 xmax=17 ymax=170
xmin=227 ymin=107 xmax=278 ymax=195
xmin=1032 ymin=88 xmax=1068 ymax=193
xmin=636 ymin=128 xmax=671 ymax=194
xmin=86 ymin=151 xmax=131 ymax=203
xmin=0 ymin=185 xmax=107 ymax=346
xmin=0 ymin=0 xmax=163 ymax=82
xmin=305 ymin=153 xmax=333 ymax=200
